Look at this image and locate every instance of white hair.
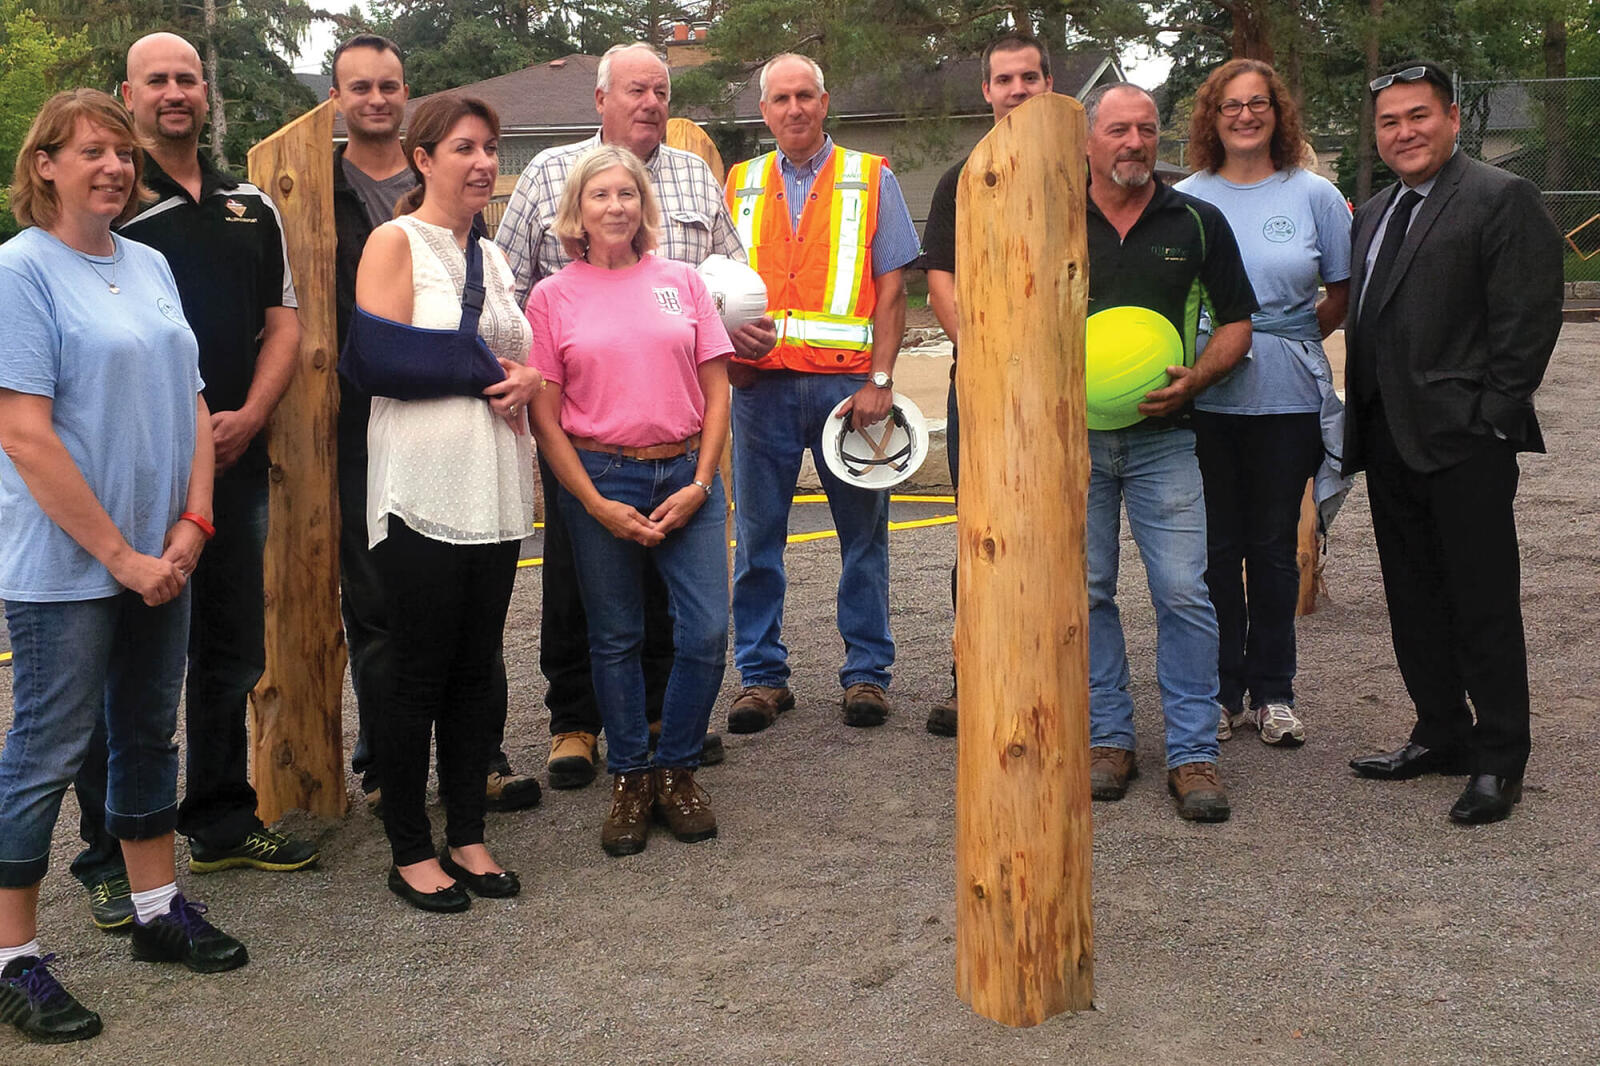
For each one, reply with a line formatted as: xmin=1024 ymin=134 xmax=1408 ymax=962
xmin=597 ymin=42 xmax=669 ymax=95
xmin=759 ymin=53 xmax=825 ymax=101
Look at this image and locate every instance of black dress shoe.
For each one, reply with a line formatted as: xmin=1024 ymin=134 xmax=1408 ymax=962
xmin=438 ymin=848 xmax=521 ymax=899
xmin=1348 ymin=742 xmax=1470 ymax=780
xmin=1449 ymin=774 xmax=1523 ymax=825
xmin=387 ymin=866 xmax=471 ymax=913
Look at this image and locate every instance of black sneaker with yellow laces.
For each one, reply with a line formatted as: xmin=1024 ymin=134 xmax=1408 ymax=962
xmin=86 ymin=872 xmax=134 ymax=931
xmin=187 ymin=827 xmax=319 ymax=874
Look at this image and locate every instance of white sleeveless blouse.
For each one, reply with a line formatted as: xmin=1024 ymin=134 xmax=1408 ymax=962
xmin=366 ymin=214 xmax=536 ymax=547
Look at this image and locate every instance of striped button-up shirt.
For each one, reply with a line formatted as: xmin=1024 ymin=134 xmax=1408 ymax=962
xmin=495 ymin=132 xmax=745 ymax=307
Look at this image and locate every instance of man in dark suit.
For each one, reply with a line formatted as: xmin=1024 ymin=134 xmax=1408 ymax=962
xmin=1343 ymin=61 xmax=1563 ymax=824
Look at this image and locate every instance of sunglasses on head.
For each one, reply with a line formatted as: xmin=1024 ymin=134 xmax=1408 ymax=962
xmin=1368 ymin=65 xmax=1453 ymax=99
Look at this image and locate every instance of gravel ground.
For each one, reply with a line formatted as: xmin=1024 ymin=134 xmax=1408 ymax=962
xmin=4 ymin=324 xmax=1598 ymax=1065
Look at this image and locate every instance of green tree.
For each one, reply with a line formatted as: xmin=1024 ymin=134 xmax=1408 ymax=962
xmin=0 ymin=0 xmax=89 ymax=237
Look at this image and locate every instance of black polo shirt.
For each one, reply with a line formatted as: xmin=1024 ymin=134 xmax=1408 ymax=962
xmin=1087 ymin=176 xmax=1256 ymax=365
xmin=120 ymin=153 xmax=297 ymax=477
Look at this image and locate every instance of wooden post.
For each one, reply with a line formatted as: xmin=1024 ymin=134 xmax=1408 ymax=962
xmin=246 ymin=101 xmax=347 ymax=820
xmin=664 ymin=117 xmax=736 ymax=582
xmin=954 ymin=93 xmax=1094 ymax=1026
xmin=1295 ymin=479 xmax=1320 ymax=615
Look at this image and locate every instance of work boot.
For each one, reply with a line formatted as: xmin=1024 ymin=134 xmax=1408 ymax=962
xmin=1089 ymin=747 xmax=1138 ymax=801
xmin=1167 ymin=762 xmax=1231 ymax=822
xmin=485 ymin=767 xmax=543 ymax=812
xmin=601 ymin=770 xmax=656 ymax=857
xmin=926 ymin=684 xmax=957 ymax=737
xmin=647 ymin=722 xmax=726 ymax=766
xmin=547 ymin=731 xmax=599 ymax=790
xmin=727 ymin=685 xmax=794 ymax=734
xmin=840 ymin=683 xmax=890 ymax=728
xmin=653 ymin=767 xmax=718 ymax=843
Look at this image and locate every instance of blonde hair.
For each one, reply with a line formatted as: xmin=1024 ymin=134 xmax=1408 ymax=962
xmin=11 ymin=88 xmax=150 ymax=229
xmin=553 ymin=144 xmax=661 ymax=261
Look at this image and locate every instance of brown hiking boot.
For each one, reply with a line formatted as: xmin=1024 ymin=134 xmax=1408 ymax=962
xmin=547 ymin=731 xmax=599 ymax=790
xmin=647 ymin=721 xmax=726 ymax=766
xmin=728 ymin=685 xmax=794 ymax=734
xmin=841 ymin=682 xmax=890 ymax=728
xmin=485 ymin=768 xmax=543 ymax=812
xmin=601 ymin=770 xmax=656 ymax=856
xmin=1089 ymin=747 xmax=1138 ymax=800
xmin=1167 ymin=761 xmax=1231 ymax=822
xmin=653 ymin=767 xmax=718 ymax=843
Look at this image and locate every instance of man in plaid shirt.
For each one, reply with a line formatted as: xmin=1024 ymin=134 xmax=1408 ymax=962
xmin=495 ymin=41 xmax=773 ymax=790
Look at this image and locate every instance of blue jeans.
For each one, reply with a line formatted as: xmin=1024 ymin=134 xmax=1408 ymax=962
xmin=731 ymin=371 xmax=893 ymax=690
xmin=560 ymin=449 xmax=729 ymax=774
xmin=1087 ymin=427 xmax=1220 ymax=769
xmin=1 ymin=591 xmax=188 ymax=888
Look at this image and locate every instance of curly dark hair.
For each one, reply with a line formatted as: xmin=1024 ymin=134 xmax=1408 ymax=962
xmin=1187 ymin=58 xmax=1306 ymax=174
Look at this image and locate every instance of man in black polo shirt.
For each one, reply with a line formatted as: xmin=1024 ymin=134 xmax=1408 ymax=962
xmin=920 ymin=31 xmax=1056 ymax=737
xmin=1080 ymin=83 xmax=1257 ymax=822
xmin=73 ymin=35 xmax=315 ymax=922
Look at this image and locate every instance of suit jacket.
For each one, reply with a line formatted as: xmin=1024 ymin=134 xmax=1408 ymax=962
xmin=1342 ymin=150 xmax=1563 ymax=475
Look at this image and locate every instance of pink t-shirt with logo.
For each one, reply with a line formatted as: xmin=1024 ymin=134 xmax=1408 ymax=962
xmin=526 ymin=255 xmax=733 ymax=447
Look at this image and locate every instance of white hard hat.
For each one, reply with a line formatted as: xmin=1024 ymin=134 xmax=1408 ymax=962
xmin=696 ymin=254 xmax=768 ymax=331
xmin=821 ymin=392 xmax=929 ymax=490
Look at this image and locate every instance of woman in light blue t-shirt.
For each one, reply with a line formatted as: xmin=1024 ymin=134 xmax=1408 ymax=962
xmin=0 ymin=89 xmax=245 ymax=1044
xmin=1176 ymin=60 xmax=1353 ymax=751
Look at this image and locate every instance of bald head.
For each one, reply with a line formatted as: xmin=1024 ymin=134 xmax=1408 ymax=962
xmin=123 ymin=32 xmax=208 ymax=145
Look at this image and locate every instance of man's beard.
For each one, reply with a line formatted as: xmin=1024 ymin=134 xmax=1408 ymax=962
xmin=1112 ymin=160 xmax=1152 ymax=188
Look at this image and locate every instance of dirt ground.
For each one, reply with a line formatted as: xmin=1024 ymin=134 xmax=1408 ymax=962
xmin=4 ymin=324 xmax=1598 ymax=1065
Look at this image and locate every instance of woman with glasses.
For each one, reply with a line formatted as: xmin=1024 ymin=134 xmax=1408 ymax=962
xmin=1175 ymin=59 xmax=1352 ymax=749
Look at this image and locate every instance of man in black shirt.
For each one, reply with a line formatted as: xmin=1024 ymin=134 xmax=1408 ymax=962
xmin=71 ymin=34 xmax=314 ymax=934
xmin=1078 ymin=83 xmax=1258 ymax=822
xmin=919 ymin=32 xmax=1056 ymax=737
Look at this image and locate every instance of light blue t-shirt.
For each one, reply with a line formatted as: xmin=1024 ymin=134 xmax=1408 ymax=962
xmin=1175 ymin=167 xmax=1352 ymax=414
xmin=0 ymin=227 xmax=202 ymax=602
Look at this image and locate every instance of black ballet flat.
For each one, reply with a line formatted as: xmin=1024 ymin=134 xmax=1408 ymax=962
xmin=387 ymin=866 xmax=471 ymax=913
xmin=438 ymin=848 xmax=521 ymax=899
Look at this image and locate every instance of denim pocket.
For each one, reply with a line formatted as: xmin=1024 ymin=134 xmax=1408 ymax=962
xmin=577 ymin=448 xmax=621 ymax=482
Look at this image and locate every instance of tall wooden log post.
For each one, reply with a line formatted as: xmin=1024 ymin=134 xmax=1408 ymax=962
xmin=954 ymin=93 xmax=1094 ymax=1026
xmin=664 ymin=118 xmax=736 ymax=583
xmin=246 ymin=101 xmax=347 ymax=820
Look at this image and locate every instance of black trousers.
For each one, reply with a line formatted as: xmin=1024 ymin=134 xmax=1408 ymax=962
xmin=1193 ymin=410 xmax=1323 ymax=712
xmin=337 ymin=409 xmax=390 ymax=793
xmin=537 ymin=454 xmax=673 ymax=735
xmin=373 ymin=519 xmax=519 ymax=867
xmin=1364 ymin=404 xmax=1531 ymax=778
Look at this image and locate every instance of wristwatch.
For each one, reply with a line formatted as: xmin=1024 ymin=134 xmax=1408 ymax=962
xmin=870 ymin=371 xmax=892 ymax=389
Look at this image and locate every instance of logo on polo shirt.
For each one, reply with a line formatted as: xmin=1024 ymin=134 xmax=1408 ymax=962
xmin=653 ymin=287 xmax=684 ymax=315
xmin=224 ymin=198 xmax=256 ymax=223
xmin=157 ymin=297 xmax=188 ymax=327
xmin=1263 ymin=216 xmax=1295 ymax=243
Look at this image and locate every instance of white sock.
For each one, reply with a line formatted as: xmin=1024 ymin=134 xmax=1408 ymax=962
xmin=0 ymin=939 xmax=43 ymax=971
xmin=132 ymin=882 xmax=180 ymax=924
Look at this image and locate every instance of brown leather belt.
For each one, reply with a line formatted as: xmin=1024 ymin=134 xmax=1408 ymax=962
xmin=568 ymin=433 xmax=701 ymax=460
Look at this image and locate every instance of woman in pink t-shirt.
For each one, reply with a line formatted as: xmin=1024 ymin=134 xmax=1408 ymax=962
xmin=527 ymin=145 xmax=733 ymax=858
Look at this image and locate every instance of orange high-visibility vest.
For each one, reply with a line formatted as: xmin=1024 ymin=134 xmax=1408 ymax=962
xmin=725 ymin=146 xmax=884 ymax=373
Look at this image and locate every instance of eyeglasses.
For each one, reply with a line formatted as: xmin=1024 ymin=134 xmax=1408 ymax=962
xmin=1218 ymin=96 xmax=1273 ymax=117
xmin=1368 ymin=65 xmax=1454 ymax=100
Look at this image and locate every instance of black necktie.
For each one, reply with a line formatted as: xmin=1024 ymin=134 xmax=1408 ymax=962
xmin=1355 ymin=189 xmax=1422 ymax=400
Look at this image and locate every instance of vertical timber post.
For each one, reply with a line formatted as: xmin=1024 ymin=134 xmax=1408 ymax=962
xmin=954 ymin=93 xmax=1094 ymax=1026
xmin=246 ymin=101 xmax=347 ymax=820
xmin=664 ymin=117 xmax=736 ymax=586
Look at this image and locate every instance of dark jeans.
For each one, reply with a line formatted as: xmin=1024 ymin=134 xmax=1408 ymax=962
xmin=338 ymin=402 xmax=389 ymax=794
xmin=373 ymin=518 xmax=520 ymax=867
xmin=1363 ymin=403 xmax=1530 ymax=778
xmin=538 ymin=454 xmax=673 ymax=736
xmin=75 ymin=473 xmax=268 ymax=873
xmin=176 ymin=472 xmax=270 ymax=849
xmin=1192 ymin=410 xmax=1323 ymax=712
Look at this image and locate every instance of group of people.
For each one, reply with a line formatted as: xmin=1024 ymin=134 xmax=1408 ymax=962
xmin=0 ymin=26 xmax=1562 ymax=1047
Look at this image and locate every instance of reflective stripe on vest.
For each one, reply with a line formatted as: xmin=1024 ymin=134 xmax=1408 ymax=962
xmin=731 ymin=156 xmax=770 ymax=263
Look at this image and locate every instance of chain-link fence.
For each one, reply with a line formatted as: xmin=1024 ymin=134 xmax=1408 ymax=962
xmin=1458 ymin=76 xmax=1600 ymax=282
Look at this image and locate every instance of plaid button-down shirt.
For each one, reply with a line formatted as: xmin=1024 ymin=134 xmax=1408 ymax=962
xmin=495 ymin=132 xmax=746 ymax=307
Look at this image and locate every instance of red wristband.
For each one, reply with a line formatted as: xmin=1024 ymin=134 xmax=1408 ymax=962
xmin=180 ymin=511 xmax=216 ymax=539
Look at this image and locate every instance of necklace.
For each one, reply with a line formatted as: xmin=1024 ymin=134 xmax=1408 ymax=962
xmin=78 ymin=240 xmax=121 ymax=294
